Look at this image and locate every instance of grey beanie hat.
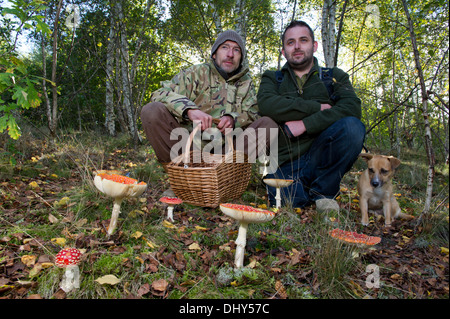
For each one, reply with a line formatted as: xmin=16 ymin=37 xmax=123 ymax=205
xmin=211 ymin=30 xmax=246 ymax=60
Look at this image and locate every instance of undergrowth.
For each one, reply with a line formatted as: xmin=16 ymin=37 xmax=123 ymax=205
xmin=0 ymin=129 xmax=448 ymax=299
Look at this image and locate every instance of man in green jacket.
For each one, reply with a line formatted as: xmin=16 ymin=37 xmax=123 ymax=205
xmin=141 ymin=30 xmax=277 ymax=167
xmin=257 ymin=20 xmax=365 ymax=210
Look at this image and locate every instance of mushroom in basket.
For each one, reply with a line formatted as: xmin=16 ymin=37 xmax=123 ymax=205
xmin=94 ymin=172 xmax=147 ymax=235
xmin=219 ymin=203 xmax=276 ymax=269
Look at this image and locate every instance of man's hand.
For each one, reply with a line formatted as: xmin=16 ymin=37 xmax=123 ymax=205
xmin=285 ymin=120 xmax=306 ymax=137
xmin=187 ymin=109 xmax=212 ymax=130
xmin=216 ymin=115 xmax=234 ymax=133
xmin=320 ymin=103 xmax=332 ymax=111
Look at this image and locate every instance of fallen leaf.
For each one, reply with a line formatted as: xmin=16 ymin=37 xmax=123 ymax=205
xmin=247 ymin=259 xmax=258 ymax=268
xmin=55 ymin=197 xmax=70 ymax=207
xmin=131 ymin=231 xmax=143 ymax=239
xmin=74 ymin=218 xmax=88 ymax=227
xmin=188 ymin=242 xmax=201 ymax=250
xmin=28 ymin=263 xmax=42 ymax=277
xmin=137 ymin=283 xmax=150 ymax=296
xmin=41 ymin=262 xmax=54 ymax=269
xmin=390 ymin=274 xmax=402 ymax=280
xmin=152 ymin=279 xmax=168 ymax=292
xmin=275 ymin=280 xmax=287 ymax=299
xmin=163 ymin=220 xmax=176 ymax=229
xmin=195 ymin=226 xmax=208 ymax=231
xmin=28 ymin=181 xmax=39 ymax=189
xmin=21 ymin=255 xmax=36 ymax=267
xmin=48 ymin=214 xmax=59 ymax=223
xmin=440 ymin=247 xmax=449 ymax=255
xmin=95 ymin=274 xmax=121 ymax=285
xmin=51 ymin=237 xmax=66 ymax=246
xmin=145 ymin=240 xmax=157 ymax=249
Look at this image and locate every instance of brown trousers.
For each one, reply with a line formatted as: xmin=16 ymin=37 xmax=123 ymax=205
xmin=140 ymin=102 xmax=278 ymax=163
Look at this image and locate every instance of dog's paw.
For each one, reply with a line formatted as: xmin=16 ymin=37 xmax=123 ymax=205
xmin=361 ymin=219 xmax=369 ymax=226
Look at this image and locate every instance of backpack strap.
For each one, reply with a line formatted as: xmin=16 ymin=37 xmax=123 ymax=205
xmin=319 ymin=67 xmax=335 ymax=99
xmin=275 ymin=70 xmax=284 ymax=89
xmin=276 ymin=67 xmax=338 ymax=102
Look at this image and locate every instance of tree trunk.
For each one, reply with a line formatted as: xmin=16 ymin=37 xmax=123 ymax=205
xmin=116 ymin=1 xmax=140 ymax=145
xmin=234 ymin=0 xmax=247 ymax=67
xmin=48 ymin=0 xmax=64 ymax=137
xmin=105 ymin=2 xmax=116 ymax=136
xmin=401 ymin=0 xmax=435 ymax=216
xmin=321 ymin=0 xmax=336 ymax=68
xmin=210 ymin=1 xmax=223 ymax=33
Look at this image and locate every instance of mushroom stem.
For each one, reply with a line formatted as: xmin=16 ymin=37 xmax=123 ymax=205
xmin=274 ymin=187 xmax=281 ymax=208
xmin=166 ymin=205 xmax=174 ymax=222
xmin=234 ymin=222 xmax=249 ymax=269
xmin=108 ymin=198 xmax=123 ymax=235
xmin=60 ymin=265 xmax=80 ymax=292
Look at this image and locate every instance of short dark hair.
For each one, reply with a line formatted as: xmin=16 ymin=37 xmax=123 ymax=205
xmin=281 ymin=20 xmax=315 ymax=47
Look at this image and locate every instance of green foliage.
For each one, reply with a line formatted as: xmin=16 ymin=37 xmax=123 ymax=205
xmin=0 ymin=0 xmax=51 ymax=139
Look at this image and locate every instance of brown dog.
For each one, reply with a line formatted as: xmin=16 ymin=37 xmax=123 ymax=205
xmin=357 ymin=153 xmax=413 ymax=227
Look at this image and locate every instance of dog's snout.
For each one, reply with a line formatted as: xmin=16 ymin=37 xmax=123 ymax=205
xmin=370 ymin=176 xmax=382 ymax=188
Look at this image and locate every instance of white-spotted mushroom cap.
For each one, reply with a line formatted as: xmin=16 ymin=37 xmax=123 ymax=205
xmin=55 ymin=248 xmax=81 ymax=267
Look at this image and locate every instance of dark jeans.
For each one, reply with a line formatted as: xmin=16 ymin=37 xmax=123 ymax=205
xmin=265 ymin=117 xmax=365 ymax=208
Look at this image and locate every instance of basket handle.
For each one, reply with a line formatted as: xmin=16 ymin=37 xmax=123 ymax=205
xmin=178 ymin=119 xmax=234 ymax=164
xmin=212 ymin=118 xmax=234 ymax=153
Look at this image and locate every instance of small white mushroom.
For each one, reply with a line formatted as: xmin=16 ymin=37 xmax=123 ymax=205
xmin=219 ymin=203 xmax=276 ymax=269
xmin=263 ymin=178 xmax=294 ymax=208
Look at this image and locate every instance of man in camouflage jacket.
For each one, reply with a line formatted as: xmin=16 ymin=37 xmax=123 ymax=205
xmin=141 ymin=30 xmax=277 ymax=165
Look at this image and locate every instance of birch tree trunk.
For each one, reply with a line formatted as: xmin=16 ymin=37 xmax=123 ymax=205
xmin=105 ymin=2 xmax=116 ymax=136
xmin=48 ymin=0 xmax=64 ymax=137
xmin=210 ymin=1 xmax=223 ymax=33
xmin=116 ymin=1 xmax=140 ymax=145
xmin=401 ymin=0 xmax=435 ymax=216
xmin=321 ymin=0 xmax=336 ymax=68
xmin=234 ymin=0 xmax=247 ymax=67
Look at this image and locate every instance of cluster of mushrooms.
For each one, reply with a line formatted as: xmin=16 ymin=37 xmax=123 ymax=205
xmin=91 ymin=171 xmax=379 ymax=270
xmin=91 ymin=170 xmax=297 ymax=269
xmin=53 ymin=172 xmax=380 ymax=293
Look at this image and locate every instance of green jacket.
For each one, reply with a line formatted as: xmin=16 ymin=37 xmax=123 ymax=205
xmin=257 ymin=58 xmax=362 ymax=165
xmin=150 ymin=59 xmax=260 ymax=129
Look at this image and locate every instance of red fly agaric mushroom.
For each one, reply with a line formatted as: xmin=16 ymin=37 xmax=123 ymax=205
xmin=55 ymin=247 xmax=82 ymax=292
xmin=219 ymin=203 xmax=276 ymax=269
xmin=94 ymin=173 xmax=147 ymax=235
xmin=263 ymin=178 xmax=294 ymax=208
xmin=160 ymin=197 xmax=183 ymax=222
xmin=329 ymin=228 xmax=381 ymax=246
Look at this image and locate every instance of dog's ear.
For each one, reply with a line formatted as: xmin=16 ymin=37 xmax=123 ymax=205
xmin=359 ymin=153 xmax=373 ymax=163
xmin=387 ymin=156 xmax=401 ymax=169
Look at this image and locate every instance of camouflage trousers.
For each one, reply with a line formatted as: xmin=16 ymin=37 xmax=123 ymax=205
xmin=140 ymin=102 xmax=278 ymax=164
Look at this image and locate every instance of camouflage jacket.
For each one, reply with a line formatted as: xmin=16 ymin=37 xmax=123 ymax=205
xmin=150 ymin=59 xmax=260 ymax=128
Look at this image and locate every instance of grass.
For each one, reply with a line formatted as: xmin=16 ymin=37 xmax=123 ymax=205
xmin=0 ymin=129 xmax=448 ymax=300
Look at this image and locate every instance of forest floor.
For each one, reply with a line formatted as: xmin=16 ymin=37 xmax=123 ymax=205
xmin=0 ymin=130 xmax=448 ymax=302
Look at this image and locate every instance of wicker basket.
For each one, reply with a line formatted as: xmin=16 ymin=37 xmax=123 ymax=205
xmin=167 ymin=124 xmax=252 ymax=208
